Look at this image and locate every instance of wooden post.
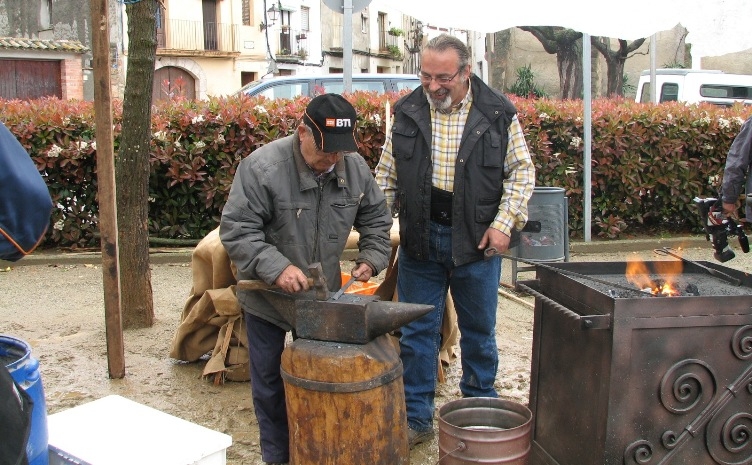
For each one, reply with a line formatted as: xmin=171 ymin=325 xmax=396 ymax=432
xmin=90 ymin=0 xmax=125 ymax=378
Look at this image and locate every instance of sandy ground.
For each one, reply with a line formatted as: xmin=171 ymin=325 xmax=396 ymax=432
xmin=1 ymin=243 xmax=751 ymax=464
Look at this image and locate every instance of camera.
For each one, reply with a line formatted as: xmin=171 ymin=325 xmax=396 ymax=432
xmin=693 ymin=196 xmax=750 ymax=262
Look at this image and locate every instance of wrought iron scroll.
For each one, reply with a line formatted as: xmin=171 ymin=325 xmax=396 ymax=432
xmin=623 ymin=327 xmax=752 ymax=464
xmin=659 ymin=359 xmax=716 ymax=415
xmin=732 ymin=324 xmax=752 ymax=361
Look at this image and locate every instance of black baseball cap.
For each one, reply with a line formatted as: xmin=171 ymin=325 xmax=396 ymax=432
xmin=302 ymin=94 xmax=358 ymax=153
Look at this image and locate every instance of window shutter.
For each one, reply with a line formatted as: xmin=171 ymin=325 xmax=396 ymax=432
xmin=301 ymin=6 xmax=310 ymax=31
xmin=242 ymin=0 xmax=251 ymax=26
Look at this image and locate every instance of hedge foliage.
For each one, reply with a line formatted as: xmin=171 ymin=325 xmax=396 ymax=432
xmin=1 ymin=93 xmax=750 ymax=250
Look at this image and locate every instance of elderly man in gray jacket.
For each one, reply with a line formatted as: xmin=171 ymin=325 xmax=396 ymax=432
xmin=220 ymin=94 xmax=393 ymax=465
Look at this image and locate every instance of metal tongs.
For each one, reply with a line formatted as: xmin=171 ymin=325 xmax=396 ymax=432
xmin=652 ymin=247 xmax=742 ymax=286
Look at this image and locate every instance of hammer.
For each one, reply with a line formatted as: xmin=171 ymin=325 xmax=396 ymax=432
xmin=236 ymin=262 xmax=329 ymax=300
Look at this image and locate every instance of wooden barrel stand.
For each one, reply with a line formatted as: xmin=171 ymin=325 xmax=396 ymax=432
xmin=280 ymin=334 xmax=409 ymax=465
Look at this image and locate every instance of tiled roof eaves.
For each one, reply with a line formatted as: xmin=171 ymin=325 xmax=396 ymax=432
xmin=0 ymin=37 xmax=89 ymax=53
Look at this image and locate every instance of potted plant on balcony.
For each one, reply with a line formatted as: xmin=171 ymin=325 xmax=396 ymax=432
xmin=297 ymin=48 xmax=308 ymax=60
xmin=387 ymin=45 xmax=402 ymax=59
xmin=388 ymin=27 xmax=404 ymax=37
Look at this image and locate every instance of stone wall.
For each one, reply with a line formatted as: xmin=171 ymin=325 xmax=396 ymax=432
xmin=488 ymin=24 xmax=752 ymax=99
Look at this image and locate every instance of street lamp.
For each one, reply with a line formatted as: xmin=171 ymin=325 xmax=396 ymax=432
xmin=266 ymin=1 xmax=281 ymax=24
xmin=260 ymin=0 xmax=282 ymax=31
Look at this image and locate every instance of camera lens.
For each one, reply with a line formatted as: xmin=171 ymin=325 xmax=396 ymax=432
xmin=715 ymin=248 xmax=736 ymax=262
xmin=739 ymin=234 xmax=750 ymax=253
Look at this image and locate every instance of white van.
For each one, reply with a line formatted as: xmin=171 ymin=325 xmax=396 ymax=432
xmin=635 ymin=69 xmax=752 ymax=106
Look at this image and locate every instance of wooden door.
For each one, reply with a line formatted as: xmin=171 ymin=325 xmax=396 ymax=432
xmin=152 ymin=66 xmax=196 ymax=102
xmin=202 ymin=0 xmax=218 ymax=51
xmin=0 ymin=59 xmax=61 ymax=99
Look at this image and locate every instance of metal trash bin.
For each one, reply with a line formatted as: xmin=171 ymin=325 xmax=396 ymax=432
xmin=510 ymin=187 xmax=569 ymax=284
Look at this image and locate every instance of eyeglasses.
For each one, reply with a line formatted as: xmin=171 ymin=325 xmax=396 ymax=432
xmin=417 ymin=69 xmax=462 ymax=84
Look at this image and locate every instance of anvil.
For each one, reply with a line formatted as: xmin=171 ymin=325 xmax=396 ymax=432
xmin=259 ymin=289 xmax=434 ymax=344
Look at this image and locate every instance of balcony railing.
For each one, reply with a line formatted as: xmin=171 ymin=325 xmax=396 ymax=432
xmin=274 ymin=27 xmax=308 ymax=59
xmin=379 ymin=28 xmax=400 ymax=52
xmin=157 ymin=19 xmax=238 ymax=53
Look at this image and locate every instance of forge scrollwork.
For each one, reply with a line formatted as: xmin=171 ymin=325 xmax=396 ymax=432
xmin=661 ymin=430 xmax=679 ymax=449
xmin=706 ymin=410 xmax=752 ymax=465
xmin=624 ymin=352 xmax=752 ymax=465
xmin=659 ymin=359 xmax=717 ymax=414
xmin=623 ymin=439 xmax=654 ymax=465
xmin=705 ymin=363 xmax=752 ymax=465
xmin=732 ymin=324 xmax=752 ymax=361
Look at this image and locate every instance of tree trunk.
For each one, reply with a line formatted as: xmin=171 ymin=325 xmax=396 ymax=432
xmin=605 ymin=57 xmax=623 ymax=97
xmin=518 ymin=26 xmax=583 ymax=100
xmin=592 ymin=37 xmax=646 ymax=97
xmin=118 ymin=0 xmax=158 ymax=328
xmin=557 ymin=38 xmax=582 ymax=99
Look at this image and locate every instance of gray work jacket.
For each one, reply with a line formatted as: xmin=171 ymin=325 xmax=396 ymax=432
xmin=220 ymin=134 xmax=393 ymax=330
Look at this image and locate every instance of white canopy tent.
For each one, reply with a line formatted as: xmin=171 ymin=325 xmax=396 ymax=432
xmin=379 ymin=0 xmax=752 ymax=240
xmin=380 ymin=0 xmax=752 ymax=55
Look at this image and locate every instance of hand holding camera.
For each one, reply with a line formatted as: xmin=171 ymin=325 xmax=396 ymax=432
xmin=694 ymin=196 xmax=750 ymax=262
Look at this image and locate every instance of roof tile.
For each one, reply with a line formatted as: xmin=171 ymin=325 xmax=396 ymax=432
xmin=0 ymin=37 xmax=89 ymax=53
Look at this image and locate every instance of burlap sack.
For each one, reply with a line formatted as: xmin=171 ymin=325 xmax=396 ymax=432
xmin=169 ymin=228 xmax=250 ymax=383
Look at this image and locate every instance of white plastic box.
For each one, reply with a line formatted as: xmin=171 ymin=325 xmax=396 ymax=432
xmin=47 ymin=395 xmax=232 ymax=465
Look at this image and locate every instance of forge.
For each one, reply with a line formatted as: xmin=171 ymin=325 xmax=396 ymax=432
xmin=517 ymin=260 xmax=752 ymax=465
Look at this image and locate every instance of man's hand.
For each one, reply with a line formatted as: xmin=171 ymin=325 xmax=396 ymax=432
xmin=477 ymin=227 xmax=511 ymax=254
xmin=350 ymin=262 xmax=374 ymax=282
xmin=723 ymin=201 xmax=739 ymax=218
xmin=275 ymin=265 xmax=310 ymax=293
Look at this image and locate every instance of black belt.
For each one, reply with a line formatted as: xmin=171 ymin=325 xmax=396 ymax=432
xmin=430 ymin=186 xmax=453 ymax=226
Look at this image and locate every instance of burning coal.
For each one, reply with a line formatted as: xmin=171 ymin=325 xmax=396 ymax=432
xmin=626 ymin=257 xmax=685 ymax=296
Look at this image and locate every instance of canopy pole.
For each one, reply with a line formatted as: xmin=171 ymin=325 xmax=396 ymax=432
xmin=343 ymin=0 xmax=353 ymax=93
xmin=650 ymin=34 xmax=657 ymax=103
xmin=582 ymin=33 xmax=592 ymax=242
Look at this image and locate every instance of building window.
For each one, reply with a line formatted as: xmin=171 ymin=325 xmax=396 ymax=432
xmin=377 ymin=12 xmax=387 ymax=50
xmin=156 ymin=2 xmax=166 ymax=48
xmin=300 ymin=6 xmax=310 ymax=32
xmin=242 ymin=0 xmax=251 ymax=26
xmin=281 ymin=9 xmax=291 ymax=28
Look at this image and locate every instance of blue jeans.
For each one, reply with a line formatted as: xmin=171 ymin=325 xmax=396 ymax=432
xmin=398 ymin=221 xmax=501 ymax=431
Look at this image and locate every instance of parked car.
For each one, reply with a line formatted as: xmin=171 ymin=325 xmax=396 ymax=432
xmin=635 ymin=69 xmax=752 ymax=106
xmin=235 ymin=73 xmax=421 ymax=100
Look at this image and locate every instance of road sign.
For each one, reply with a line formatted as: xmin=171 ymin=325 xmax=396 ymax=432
xmin=322 ymin=0 xmax=372 ymax=93
xmin=322 ymin=0 xmax=371 ymax=14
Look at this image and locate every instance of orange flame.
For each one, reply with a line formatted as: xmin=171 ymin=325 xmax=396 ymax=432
xmin=626 ymin=257 xmax=684 ymax=296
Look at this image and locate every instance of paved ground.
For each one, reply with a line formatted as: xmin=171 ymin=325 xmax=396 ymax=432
xmin=2 ymin=233 xmax=749 ymax=464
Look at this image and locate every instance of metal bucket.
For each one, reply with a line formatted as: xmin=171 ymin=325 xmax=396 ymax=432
xmin=0 ymin=334 xmax=49 ymax=465
xmin=438 ymin=397 xmax=532 ymax=465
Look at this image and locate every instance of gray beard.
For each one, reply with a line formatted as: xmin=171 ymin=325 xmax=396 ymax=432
xmin=426 ymin=91 xmax=452 ymax=111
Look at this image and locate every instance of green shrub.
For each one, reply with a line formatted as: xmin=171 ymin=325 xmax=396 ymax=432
xmin=509 ymin=64 xmax=549 ymax=99
xmin=1 ymin=94 xmax=750 ymax=248
xmin=511 ymin=96 xmax=751 ymax=238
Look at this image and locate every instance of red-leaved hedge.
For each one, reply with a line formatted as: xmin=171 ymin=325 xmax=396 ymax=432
xmin=1 ymin=93 xmax=750 ymax=249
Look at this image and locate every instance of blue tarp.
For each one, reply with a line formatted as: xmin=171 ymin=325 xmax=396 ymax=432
xmin=0 ymin=122 xmax=53 ymax=262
